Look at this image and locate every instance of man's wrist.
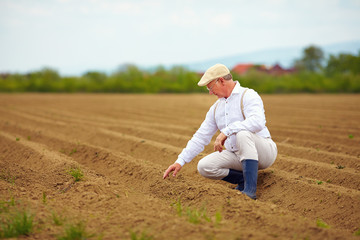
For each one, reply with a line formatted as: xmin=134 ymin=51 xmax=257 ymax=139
xmin=175 ymin=158 xmax=186 ymax=167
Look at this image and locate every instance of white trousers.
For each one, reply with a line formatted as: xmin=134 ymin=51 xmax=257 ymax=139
xmin=197 ymin=131 xmax=277 ymax=180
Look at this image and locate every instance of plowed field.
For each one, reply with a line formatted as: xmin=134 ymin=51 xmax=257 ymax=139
xmin=0 ymin=93 xmax=359 ymax=239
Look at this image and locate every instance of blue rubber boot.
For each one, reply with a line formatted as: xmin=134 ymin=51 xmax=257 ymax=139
xmin=222 ymin=169 xmax=244 ymax=191
xmin=241 ymin=159 xmax=258 ymax=200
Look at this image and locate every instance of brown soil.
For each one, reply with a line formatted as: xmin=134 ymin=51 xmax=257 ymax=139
xmin=0 ymin=93 xmax=359 ymax=240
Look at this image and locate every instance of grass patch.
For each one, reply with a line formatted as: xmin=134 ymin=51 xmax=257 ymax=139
xmin=0 ymin=197 xmax=16 ymax=213
xmin=316 ymin=218 xmax=330 ymax=229
xmin=0 ymin=170 xmax=17 ymax=184
xmin=171 ymin=199 xmax=219 ymax=225
xmin=185 ymin=206 xmax=211 ymax=224
xmin=52 ymin=211 xmax=66 ymax=226
xmin=130 ymin=230 xmax=154 ymax=240
xmin=58 ymin=221 xmax=93 ymax=240
xmin=67 ymin=167 xmax=84 ymax=182
xmin=0 ymin=208 xmax=34 ymax=238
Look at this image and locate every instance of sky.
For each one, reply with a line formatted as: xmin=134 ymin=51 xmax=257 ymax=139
xmin=1 ymin=0 xmax=360 ymax=75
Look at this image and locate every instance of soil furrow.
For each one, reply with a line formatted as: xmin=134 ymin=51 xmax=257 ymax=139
xmin=1 ymin=93 xmax=360 ymax=239
xmin=258 ymin=167 xmax=360 ymax=232
xmin=2 ymin=122 xmax=359 ymax=233
xmin=273 ymin=154 xmax=360 ymax=190
xmin=2 ymin=128 xmax=348 ymax=239
xmin=277 ymin=142 xmax=360 ymax=169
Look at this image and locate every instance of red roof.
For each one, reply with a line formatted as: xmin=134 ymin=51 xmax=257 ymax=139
xmin=232 ymin=64 xmax=254 ymax=75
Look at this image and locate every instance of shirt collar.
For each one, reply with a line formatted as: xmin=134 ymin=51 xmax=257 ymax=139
xmin=232 ymin=81 xmax=241 ymax=94
xmin=221 ymin=81 xmax=241 ymax=100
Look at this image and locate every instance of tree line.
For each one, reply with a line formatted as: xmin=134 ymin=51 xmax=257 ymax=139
xmin=1 ymin=46 xmax=359 ymax=93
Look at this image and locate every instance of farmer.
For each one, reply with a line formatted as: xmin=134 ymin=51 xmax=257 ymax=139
xmin=163 ymin=63 xmax=277 ymax=200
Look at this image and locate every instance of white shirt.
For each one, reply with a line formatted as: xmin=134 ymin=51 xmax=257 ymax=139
xmin=175 ymin=81 xmax=271 ymax=166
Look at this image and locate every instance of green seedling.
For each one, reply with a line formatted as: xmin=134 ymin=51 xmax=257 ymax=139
xmin=57 ymin=221 xmax=94 ymax=240
xmin=186 ymin=207 xmax=205 ymax=224
xmin=326 ymin=179 xmax=332 ymax=183
xmin=171 ymin=199 xmax=213 ymax=224
xmin=336 ymin=165 xmax=345 ymax=169
xmin=226 ymin=197 xmax=231 ymax=206
xmin=27 ymin=136 xmax=31 ymax=140
xmin=52 ymin=212 xmax=66 ymax=226
xmin=15 ymin=137 xmax=20 ymax=141
xmin=0 ymin=197 xmax=16 ymax=213
xmin=42 ymin=192 xmax=47 ymax=204
xmin=130 ymin=230 xmax=154 ymax=240
xmin=69 ymin=148 xmax=77 ymax=156
xmin=0 ymin=209 xmax=34 ymax=238
xmin=337 ymin=192 xmax=341 ymax=199
xmin=317 ymin=181 xmax=323 ymax=185
xmin=316 ymin=218 xmax=330 ymax=229
xmin=348 ymin=134 xmax=354 ymax=139
xmin=215 ymin=210 xmax=223 ymax=226
xmin=171 ymin=198 xmax=183 ymax=216
xmin=0 ymin=171 xmax=16 ymax=185
xmin=354 ymin=228 xmax=360 ymax=236
xmin=67 ymin=167 xmax=84 ymax=182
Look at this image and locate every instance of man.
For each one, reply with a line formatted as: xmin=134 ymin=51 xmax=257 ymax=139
xmin=163 ymin=63 xmax=277 ymax=200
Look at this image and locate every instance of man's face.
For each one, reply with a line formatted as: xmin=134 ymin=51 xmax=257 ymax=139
xmin=207 ymin=78 xmax=225 ymax=98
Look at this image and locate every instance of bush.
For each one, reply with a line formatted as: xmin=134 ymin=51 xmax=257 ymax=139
xmin=1 ymin=65 xmax=359 ymax=93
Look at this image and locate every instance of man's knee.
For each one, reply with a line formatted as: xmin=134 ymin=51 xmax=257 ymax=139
xmin=197 ymin=159 xmax=209 ymax=177
xmin=235 ymin=131 xmax=258 ymax=160
xmin=197 ymin=158 xmax=222 ymax=179
xmin=236 ymin=131 xmax=253 ymax=142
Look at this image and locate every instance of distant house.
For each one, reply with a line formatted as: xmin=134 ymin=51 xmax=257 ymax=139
xmin=267 ymin=64 xmax=296 ymax=75
xmin=0 ymin=73 xmax=10 ymax=79
xmin=232 ymin=63 xmax=295 ymax=75
xmin=232 ymin=63 xmax=255 ymax=75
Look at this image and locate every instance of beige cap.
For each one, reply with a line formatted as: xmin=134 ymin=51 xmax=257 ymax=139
xmin=198 ymin=63 xmax=230 ymax=86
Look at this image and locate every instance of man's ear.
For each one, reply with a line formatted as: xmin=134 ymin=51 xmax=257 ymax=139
xmin=219 ymin=77 xmax=225 ymax=85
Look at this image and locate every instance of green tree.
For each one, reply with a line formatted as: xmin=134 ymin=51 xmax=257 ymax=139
xmin=326 ymin=52 xmax=360 ymax=76
xmin=295 ymin=45 xmax=324 ymax=72
xmin=27 ymin=67 xmax=60 ymax=92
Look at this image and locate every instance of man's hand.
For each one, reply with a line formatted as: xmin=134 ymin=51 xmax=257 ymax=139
xmin=214 ymin=132 xmax=227 ymax=152
xmin=163 ymin=163 xmax=182 ymax=179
